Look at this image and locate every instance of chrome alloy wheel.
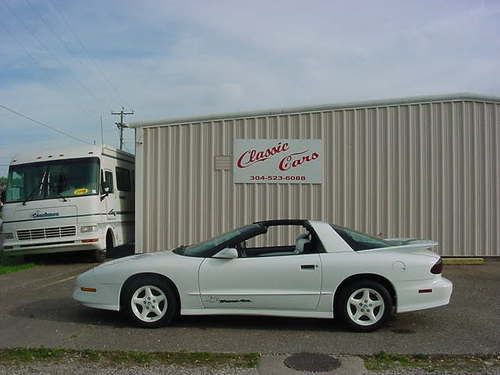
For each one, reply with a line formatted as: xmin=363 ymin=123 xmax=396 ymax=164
xmin=131 ymin=285 xmax=168 ymax=323
xmin=347 ymin=288 xmax=385 ymax=326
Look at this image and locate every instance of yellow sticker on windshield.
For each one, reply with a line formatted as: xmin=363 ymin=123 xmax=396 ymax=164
xmin=74 ymin=188 xmax=89 ymax=195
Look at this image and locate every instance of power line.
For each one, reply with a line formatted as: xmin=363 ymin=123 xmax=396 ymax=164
xmin=0 ymin=104 xmax=91 ymax=145
xmin=46 ymin=0 xmax=127 ymax=106
xmin=23 ymin=0 xmax=122 ymax=107
xmin=2 ymin=1 xmax=108 ymax=109
xmin=0 ymin=20 xmax=96 ymax=116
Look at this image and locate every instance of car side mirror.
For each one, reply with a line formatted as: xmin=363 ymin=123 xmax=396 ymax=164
xmin=0 ymin=190 xmax=5 ymax=204
xmin=213 ymin=248 xmax=238 ymax=259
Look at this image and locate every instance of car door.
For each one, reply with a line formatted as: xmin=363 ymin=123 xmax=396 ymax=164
xmin=198 ymin=253 xmax=322 ymax=312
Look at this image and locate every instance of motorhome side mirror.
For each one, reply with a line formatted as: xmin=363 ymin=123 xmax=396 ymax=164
xmin=101 ymin=181 xmax=110 ymax=194
xmin=100 ymin=182 xmax=110 ymax=200
xmin=213 ymin=248 xmax=238 ymax=259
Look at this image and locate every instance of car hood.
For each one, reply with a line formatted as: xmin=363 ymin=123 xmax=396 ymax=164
xmin=97 ymin=250 xmax=176 ymax=269
xmin=82 ymin=248 xmax=205 ymax=286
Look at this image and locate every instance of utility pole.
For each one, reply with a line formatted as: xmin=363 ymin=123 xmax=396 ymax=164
xmin=111 ymin=107 xmax=134 ymax=150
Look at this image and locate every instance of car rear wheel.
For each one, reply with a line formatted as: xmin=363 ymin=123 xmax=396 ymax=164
xmin=123 ymin=276 xmax=177 ymax=328
xmin=336 ymin=280 xmax=392 ymax=332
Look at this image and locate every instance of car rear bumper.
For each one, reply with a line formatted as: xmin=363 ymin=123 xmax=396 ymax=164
xmin=396 ymin=276 xmax=453 ymax=313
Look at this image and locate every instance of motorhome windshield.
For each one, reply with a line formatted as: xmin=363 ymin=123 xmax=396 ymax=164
xmin=5 ymin=157 xmax=100 ymax=203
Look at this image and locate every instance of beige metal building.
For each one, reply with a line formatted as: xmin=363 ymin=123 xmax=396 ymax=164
xmin=130 ymin=93 xmax=500 ymax=256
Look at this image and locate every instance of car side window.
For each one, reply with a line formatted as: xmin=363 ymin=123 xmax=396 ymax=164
xmin=331 ymin=224 xmax=390 ymax=251
xmin=238 ymin=225 xmax=321 ymax=257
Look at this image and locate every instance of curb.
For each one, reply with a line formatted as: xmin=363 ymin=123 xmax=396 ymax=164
xmin=443 ymin=257 xmax=484 ymax=265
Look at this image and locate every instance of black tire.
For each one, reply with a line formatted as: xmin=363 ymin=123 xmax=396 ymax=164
xmin=336 ymin=280 xmax=393 ymax=332
xmin=106 ymin=231 xmax=114 ymax=252
xmin=92 ymin=249 xmax=106 ymax=263
xmin=122 ymin=276 xmax=178 ymax=328
xmin=92 ymin=231 xmax=113 ymax=262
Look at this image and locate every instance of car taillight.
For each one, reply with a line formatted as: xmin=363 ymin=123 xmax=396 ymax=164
xmin=431 ymin=258 xmax=443 ymax=274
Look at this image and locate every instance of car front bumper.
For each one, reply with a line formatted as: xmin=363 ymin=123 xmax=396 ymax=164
xmin=72 ymin=270 xmax=121 ymax=311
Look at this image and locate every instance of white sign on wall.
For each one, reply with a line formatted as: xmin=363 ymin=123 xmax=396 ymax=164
xmin=233 ymin=139 xmax=323 ymax=184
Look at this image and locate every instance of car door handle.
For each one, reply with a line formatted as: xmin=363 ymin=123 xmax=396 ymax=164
xmin=300 ymin=264 xmax=318 ymax=270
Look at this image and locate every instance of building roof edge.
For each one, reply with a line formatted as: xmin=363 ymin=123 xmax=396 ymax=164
xmin=129 ymin=92 xmax=500 ymax=128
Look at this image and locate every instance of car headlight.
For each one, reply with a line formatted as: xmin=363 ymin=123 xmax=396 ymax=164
xmin=2 ymin=232 xmax=14 ymax=240
xmin=80 ymin=225 xmax=98 ymax=233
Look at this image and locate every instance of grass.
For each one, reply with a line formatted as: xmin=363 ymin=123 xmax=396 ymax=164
xmin=363 ymin=351 xmax=500 ymax=373
xmin=0 ymin=348 xmax=260 ymax=368
xmin=0 ymin=262 xmax=34 ymax=275
xmin=0 ymin=251 xmax=34 ymax=275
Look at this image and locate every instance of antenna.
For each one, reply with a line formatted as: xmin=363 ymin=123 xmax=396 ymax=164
xmin=100 ymin=114 xmax=104 ymax=147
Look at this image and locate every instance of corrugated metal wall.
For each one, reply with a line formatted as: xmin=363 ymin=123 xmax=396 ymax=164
xmin=135 ymin=98 xmax=500 ymax=256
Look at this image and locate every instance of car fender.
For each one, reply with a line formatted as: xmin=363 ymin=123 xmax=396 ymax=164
xmin=91 ymin=251 xmax=205 ymax=311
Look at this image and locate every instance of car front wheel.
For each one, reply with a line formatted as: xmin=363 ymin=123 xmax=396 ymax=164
xmin=337 ymin=280 xmax=392 ymax=332
xmin=123 ymin=276 xmax=178 ymax=328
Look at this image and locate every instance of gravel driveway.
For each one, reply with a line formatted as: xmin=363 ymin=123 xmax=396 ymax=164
xmin=0 ymin=364 xmax=257 ymax=375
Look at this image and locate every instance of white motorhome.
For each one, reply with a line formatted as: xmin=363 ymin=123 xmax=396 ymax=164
xmin=1 ymin=145 xmax=134 ymax=261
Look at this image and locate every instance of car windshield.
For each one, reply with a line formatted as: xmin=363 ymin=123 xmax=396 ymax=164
xmin=5 ymin=157 xmax=100 ymax=203
xmin=331 ymin=224 xmax=391 ymax=251
xmin=175 ymin=224 xmax=264 ymax=258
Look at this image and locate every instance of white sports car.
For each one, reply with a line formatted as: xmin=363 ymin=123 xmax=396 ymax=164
xmin=73 ymin=220 xmax=452 ymax=331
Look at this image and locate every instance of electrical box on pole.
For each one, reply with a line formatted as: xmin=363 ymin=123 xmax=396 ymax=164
xmin=111 ymin=107 xmax=134 ymax=150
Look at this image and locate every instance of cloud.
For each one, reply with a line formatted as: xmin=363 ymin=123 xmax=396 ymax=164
xmin=0 ymin=0 xmax=499 ymax=175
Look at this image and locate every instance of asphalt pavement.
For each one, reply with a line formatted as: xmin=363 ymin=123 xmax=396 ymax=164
xmin=0 ymin=258 xmax=499 ymax=355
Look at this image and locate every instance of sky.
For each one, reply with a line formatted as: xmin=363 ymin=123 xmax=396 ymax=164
xmin=1 ymin=0 xmax=499 ymax=176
